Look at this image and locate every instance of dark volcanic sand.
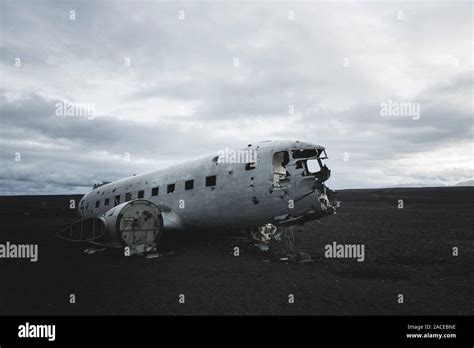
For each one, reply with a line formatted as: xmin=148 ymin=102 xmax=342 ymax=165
xmin=0 ymin=187 xmax=472 ymax=315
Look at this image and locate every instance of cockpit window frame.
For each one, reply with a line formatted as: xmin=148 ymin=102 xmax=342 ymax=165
xmin=292 ymin=148 xmax=328 ymax=160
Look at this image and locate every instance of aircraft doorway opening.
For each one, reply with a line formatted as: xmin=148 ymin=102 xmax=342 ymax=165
xmin=273 ymin=151 xmax=289 ymax=188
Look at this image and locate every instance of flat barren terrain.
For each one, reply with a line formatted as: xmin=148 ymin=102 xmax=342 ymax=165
xmin=0 ymin=187 xmax=472 ymax=315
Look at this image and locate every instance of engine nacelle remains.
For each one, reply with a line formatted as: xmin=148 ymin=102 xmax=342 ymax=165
xmin=62 ymin=199 xmax=163 ymax=255
xmin=100 ymin=199 xmax=163 ymax=246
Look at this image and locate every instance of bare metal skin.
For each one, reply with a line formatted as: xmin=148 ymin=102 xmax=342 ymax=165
xmin=78 ymin=140 xmax=337 ymax=233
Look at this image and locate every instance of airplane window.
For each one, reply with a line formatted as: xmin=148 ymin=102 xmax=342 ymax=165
xmin=245 ymin=162 xmax=256 ymax=170
xmin=95 ymin=200 xmax=100 ymax=208
xmin=104 ymin=198 xmax=109 ymax=206
xmin=167 ymin=184 xmax=175 ymax=193
xmin=185 ymin=180 xmax=194 ymax=190
xmin=151 ymin=187 xmax=159 ymax=196
xmin=306 ymin=159 xmax=320 ymax=173
xmin=292 ymin=149 xmax=318 ymax=159
xmin=125 ymin=192 xmax=132 ymax=201
xmin=206 ymin=175 xmax=216 ymax=187
xmin=138 ymin=190 xmax=144 ymax=198
xmin=114 ymin=195 xmax=120 ymax=206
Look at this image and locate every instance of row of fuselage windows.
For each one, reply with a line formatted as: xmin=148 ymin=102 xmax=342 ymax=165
xmin=93 ymin=175 xmax=217 ymax=209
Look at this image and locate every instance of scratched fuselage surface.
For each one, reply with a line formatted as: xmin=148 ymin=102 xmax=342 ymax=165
xmin=78 ymin=140 xmax=336 ymax=231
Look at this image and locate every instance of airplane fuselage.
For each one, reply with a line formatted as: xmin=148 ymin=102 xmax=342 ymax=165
xmin=78 ymin=140 xmax=337 ymax=232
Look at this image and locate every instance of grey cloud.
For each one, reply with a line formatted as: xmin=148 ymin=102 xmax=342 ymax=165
xmin=0 ymin=0 xmax=472 ymax=193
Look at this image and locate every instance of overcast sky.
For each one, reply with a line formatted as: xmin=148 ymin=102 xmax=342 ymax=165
xmin=0 ymin=0 xmax=472 ymax=194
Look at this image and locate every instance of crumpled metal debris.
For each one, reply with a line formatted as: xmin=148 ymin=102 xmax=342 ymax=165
xmin=248 ymin=224 xmax=314 ymax=263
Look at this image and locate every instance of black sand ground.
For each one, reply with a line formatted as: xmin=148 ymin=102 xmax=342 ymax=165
xmin=0 ymin=187 xmax=472 ymax=315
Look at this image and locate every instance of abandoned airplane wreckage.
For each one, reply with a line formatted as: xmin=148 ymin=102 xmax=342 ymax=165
xmin=58 ymin=140 xmax=339 ymax=261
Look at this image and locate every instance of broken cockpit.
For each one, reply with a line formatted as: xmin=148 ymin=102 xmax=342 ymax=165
xmin=292 ymin=147 xmax=330 ymax=184
xmin=273 ymin=147 xmax=331 ymax=188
